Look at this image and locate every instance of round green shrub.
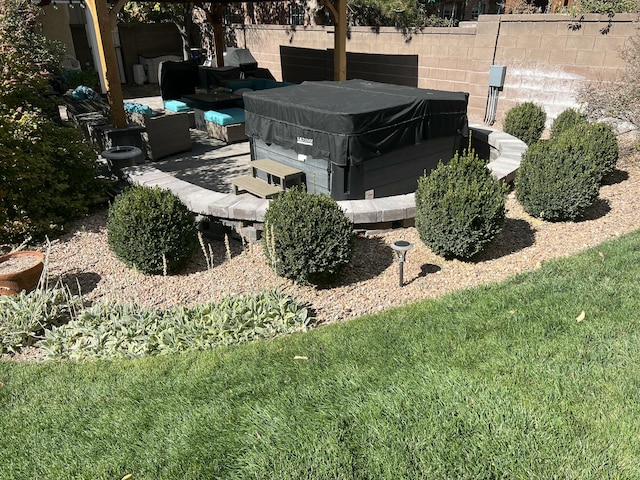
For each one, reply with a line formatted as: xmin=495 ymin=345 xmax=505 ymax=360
xmin=515 ymin=139 xmax=601 ymax=221
xmin=263 ymin=186 xmax=354 ymax=285
xmin=107 ymin=186 xmax=198 ymax=275
xmin=550 ymin=108 xmax=588 ymax=139
xmin=558 ymin=121 xmax=619 ymax=180
xmin=415 ymin=148 xmax=508 ymax=259
xmin=503 ymin=102 xmax=547 ymax=146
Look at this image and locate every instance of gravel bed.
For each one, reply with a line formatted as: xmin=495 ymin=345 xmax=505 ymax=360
xmin=40 ymin=138 xmax=640 ymax=329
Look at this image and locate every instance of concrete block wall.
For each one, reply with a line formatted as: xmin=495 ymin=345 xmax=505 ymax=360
xmin=238 ymin=14 xmax=636 ymax=125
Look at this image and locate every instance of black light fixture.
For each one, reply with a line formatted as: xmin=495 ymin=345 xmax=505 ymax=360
xmin=391 ymin=240 xmax=413 ymax=287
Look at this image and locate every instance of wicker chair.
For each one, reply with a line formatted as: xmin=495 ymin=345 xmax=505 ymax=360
xmin=127 ymin=111 xmax=192 ymax=161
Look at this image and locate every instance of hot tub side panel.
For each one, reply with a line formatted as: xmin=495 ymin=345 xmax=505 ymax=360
xmin=252 ymin=135 xmax=461 ymax=200
xmin=350 ymin=136 xmax=460 ymax=199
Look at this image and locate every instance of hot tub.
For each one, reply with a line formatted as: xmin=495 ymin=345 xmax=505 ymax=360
xmin=243 ymin=79 xmax=469 ymax=200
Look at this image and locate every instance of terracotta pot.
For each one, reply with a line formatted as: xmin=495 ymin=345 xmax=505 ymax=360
xmin=0 ymin=251 xmax=45 ymax=296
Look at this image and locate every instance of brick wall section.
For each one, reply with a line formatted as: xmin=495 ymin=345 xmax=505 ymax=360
xmin=239 ymin=14 xmax=637 ymax=124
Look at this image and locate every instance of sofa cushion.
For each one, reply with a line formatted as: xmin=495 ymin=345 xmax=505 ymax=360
xmin=204 ymin=108 xmax=245 ymax=126
xmin=225 ymin=79 xmax=253 ymax=92
xmin=164 ymin=100 xmax=192 ymax=112
xmin=232 ymin=87 xmax=254 ymax=96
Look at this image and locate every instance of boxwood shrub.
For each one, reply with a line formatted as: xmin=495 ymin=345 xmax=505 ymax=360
xmin=415 ymin=148 xmax=508 ymax=259
xmin=558 ymin=121 xmax=619 ymax=180
xmin=503 ymin=102 xmax=547 ymax=146
xmin=107 ymin=185 xmax=198 ymax=274
xmin=550 ymin=108 xmax=588 ymax=139
xmin=263 ymin=186 xmax=354 ymax=285
xmin=515 ymin=139 xmax=601 ymax=221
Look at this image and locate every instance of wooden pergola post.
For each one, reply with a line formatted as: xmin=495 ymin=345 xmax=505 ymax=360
xmin=204 ymin=4 xmax=227 ymax=68
xmin=84 ymin=0 xmax=127 ymax=128
xmin=321 ymin=0 xmax=347 ymax=81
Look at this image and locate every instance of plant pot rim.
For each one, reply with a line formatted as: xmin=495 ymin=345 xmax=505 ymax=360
xmin=0 ymin=250 xmax=45 ymax=278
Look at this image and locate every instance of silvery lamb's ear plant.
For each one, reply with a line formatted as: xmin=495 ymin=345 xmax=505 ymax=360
xmin=0 ymin=286 xmax=83 ymax=355
xmin=37 ymin=290 xmax=313 ymax=360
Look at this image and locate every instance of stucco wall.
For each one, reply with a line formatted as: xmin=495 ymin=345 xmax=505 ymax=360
xmin=238 ymin=14 xmax=637 ymax=124
xmin=38 ymin=5 xmax=76 ymax=59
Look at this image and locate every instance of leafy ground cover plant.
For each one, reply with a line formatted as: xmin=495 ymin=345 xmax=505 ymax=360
xmin=107 ymin=185 xmax=198 ymax=275
xmin=263 ymin=186 xmax=354 ymax=285
xmin=0 ymin=287 xmax=82 ymax=355
xmin=415 ymin=147 xmax=508 ymax=259
xmin=37 ymin=290 xmax=312 ymax=360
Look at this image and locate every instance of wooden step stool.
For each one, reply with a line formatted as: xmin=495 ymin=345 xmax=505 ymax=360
xmin=231 ymin=159 xmax=304 ymax=199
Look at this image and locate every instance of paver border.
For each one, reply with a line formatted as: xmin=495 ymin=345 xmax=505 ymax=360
xmin=124 ymin=123 xmax=526 ymax=226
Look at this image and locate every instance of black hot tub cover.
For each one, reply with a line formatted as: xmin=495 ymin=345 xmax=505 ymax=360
xmin=243 ymin=79 xmax=468 ymax=166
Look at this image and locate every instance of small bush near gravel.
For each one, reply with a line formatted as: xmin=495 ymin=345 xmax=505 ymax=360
xmin=37 ymin=290 xmax=312 ymax=360
xmin=415 ymin=147 xmax=508 ymax=259
xmin=503 ymin=102 xmax=547 ymax=146
xmin=107 ymin=186 xmax=198 ymax=275
xmin=550 ymin=108 xmax=588 ymax=139
xmin=515 ymin=139 xmax=601 ymax=221
xmin=263 ymin=186 xmax=354 ymax=285
xmin=557 ymin=121 xmax=619 ymax=180
xmin=0 ymin=287 xmax=83 ymax=355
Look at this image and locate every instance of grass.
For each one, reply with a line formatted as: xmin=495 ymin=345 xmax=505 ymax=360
xmin=1 ymin=229 xmax=640 ymax=479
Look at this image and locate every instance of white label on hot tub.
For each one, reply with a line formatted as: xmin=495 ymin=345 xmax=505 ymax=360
xmin=297 ymin=136 xmax=313 ymax=146
xmin=297 ymin=154 xmax=307 ymax=162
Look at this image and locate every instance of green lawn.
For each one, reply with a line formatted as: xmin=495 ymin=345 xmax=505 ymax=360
xmin=2 ymin=229 xmax=640 ymax=479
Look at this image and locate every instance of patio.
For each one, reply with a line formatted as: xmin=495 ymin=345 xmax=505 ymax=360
xmin=118 ymin=87 xmax=525 ymax=235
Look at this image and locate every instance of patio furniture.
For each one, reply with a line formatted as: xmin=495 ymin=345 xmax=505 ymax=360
xmin=127 ymin=111 xmax=192 ymax=161
xmin=200 ymin=107 xmax=247 ymax=143
xmin=60 ymin=94 xmax=110 ymax=124
xmin=181 ymin=92 xmax=242 ymax=112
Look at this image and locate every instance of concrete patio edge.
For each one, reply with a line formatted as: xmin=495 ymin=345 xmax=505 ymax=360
xmin=123 ymin=123 xmax=526 ymax=226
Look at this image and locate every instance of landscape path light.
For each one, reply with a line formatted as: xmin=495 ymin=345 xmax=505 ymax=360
xmin=391 ymin=240 xmax=413 ymax=287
